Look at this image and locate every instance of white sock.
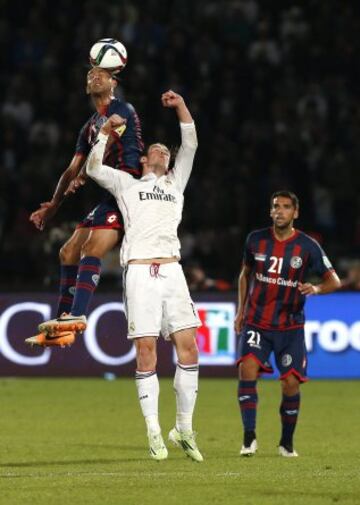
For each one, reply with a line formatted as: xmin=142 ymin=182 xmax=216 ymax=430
xmin=135 ymin=371 xmax=161 ymax=434
xmin=174 ymin=362 xmax=199 ymax=433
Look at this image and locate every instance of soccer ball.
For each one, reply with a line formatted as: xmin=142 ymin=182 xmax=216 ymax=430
xmin=89 ymin=38 xmax=127 ymax=74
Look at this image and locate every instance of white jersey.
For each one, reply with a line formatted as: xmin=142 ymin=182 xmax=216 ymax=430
xmin=86 ymin=122 xmax=197 ymax=266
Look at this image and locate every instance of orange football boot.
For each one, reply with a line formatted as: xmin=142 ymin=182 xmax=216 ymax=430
xmin=25 ymin=331 xmax=76 ymax=348
xmin=38 ymin=314 xmax=87 ymax=334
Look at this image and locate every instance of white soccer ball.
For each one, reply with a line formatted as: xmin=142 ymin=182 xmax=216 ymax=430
xmin=89 ymin=38 xmax=127 ymax=74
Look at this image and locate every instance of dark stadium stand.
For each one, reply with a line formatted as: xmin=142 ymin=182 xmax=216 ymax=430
xmin=1 ymin=0 xmax=359 ymax=289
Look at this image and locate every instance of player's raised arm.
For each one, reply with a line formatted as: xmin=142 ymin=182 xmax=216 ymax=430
xmin=86 ymin=114 xmax=134 ymax=195
xmin=29 ymin=153 xmax=85 ymax=231
xmin=162 ymin=91 xmax=198 ymax=192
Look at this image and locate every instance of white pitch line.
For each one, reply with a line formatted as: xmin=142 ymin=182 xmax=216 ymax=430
xmin=0 ymin=471 xmax=191 ymax=479
xmin=0 ymin=470 xmax=242 ymax=480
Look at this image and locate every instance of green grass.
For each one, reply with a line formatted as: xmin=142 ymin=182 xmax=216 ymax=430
xmin=0 ymin=378 xmax=359 ymax=505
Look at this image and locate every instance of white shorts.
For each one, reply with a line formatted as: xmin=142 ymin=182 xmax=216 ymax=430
xmin=123 ymin=262 xmax=201 ymax=339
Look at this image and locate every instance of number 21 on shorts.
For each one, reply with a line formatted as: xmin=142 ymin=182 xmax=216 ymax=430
xmin=246 ymin=330 xmax=261 ymax=348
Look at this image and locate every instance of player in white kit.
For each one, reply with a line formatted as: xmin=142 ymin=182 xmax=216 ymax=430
xmin=86 ymin=90 xmax=203 ymax=462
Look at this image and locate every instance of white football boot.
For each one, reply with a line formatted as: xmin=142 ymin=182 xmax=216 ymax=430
xmin=279 ymin=445 xmax=299 ymax=457
xmin=240 ymin=439 xmax=258 ymax=456
xmin=148 ymin=432 xmax=168 ymax=461
xmin=168 ymin=427 xmax=203 ymax=462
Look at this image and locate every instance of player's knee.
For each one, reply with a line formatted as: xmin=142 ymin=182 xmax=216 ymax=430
xmin=80 ymin=240 xmax=101 ymax=259
xmin=81 ymin=237 xmax=111 ymax=259
xmin=239 ymin=358 xmax=259 ymax=380
xmin=59 ymin=242 xmax=79 ymax=265
xmin=136 ymin=339 xmax=157 ymax=371
xmin=282 ymin=374 xmax=300 ymax=395
xmin=177 ymin=339 xmax=198 ymax=365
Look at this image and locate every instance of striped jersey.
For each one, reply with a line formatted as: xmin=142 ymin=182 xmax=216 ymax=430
xmin=86 ymin=122 xmax=197 ymax=266
xmin=75 ymin=98 xmax=143 ymax=177
xmin=243 ymin=227 xmax=335 ymax=330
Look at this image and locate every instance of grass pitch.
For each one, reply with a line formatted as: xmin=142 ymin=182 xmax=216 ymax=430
xmin=0 ymin=378 xmax=359 ymax=505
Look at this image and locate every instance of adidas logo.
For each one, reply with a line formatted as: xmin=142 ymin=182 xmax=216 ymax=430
xmin=180 ymin=440 xmax=193 ymax=451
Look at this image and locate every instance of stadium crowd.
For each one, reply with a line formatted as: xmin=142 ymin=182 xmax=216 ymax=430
xmin=1 ymin=0 xmax=359 ymax=290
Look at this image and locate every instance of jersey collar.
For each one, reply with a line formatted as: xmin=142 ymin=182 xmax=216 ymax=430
xmin=141 ymin=173 xmax=157 ymax=181
xmin=270 ymin=227 xmax=300 ymax=244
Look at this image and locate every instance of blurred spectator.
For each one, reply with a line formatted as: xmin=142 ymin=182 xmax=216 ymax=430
xmin=0 ymin=1 xmax=359 ymax=290
xmin=248 ymin=19 xmax=281 ymax=66
xmin=340 ymin=261 xmax=360 ymax=291
xmin=185 ymin=264 xmax=232 ymax=292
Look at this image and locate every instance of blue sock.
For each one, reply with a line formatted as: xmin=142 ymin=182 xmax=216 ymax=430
xmin=71 ymin=256 xmax=101 ymax=317
xmin=57 ymin=265 xmax=78 ymax=317
xmin=280 ymin=393 xmax=300 ymax=447
xmin=238 ymin=380 xmax=258 ymax=432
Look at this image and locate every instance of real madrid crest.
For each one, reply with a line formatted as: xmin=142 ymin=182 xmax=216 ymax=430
xmin=290 ymin=256 xmax=302 ymax=269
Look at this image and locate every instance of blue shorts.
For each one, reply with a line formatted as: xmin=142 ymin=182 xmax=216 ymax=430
xmin=237 ymin=324 xmax=308 ymax=382
xmin=77 ymin=198 xmax=123 ymax=230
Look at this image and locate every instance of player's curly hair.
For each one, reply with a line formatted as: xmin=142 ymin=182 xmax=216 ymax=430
xmin=270 ymin=190 xmax=299 ymax=209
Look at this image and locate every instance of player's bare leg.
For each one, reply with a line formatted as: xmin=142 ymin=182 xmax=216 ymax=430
xmin=279 ymin=373 xmax=300 ymax=457
xmin=134 ymin=336 xmax=167 ymax=461
xmin=25 ymin=228 xmax=90 ymax=347
xmin=38 ymin=228 xmax=121 ymax=335
xmin=238 ymin=357 xmax=260 ymax=456
xmin=168 ymin=328 xmax=203 ymax=462
xmin=60 ymin=227 xmax=91 ymax=265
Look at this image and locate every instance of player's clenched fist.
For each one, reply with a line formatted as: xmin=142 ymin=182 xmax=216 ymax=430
xmin=161 ymin=90 xmax=185 ymax=108
xmin=100 ymin=114 xmax=127 ymax=135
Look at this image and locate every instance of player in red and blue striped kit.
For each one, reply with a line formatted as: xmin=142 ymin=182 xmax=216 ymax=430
xmin=235 ymin=190 xmax=340 ymax=457
xmin=27 ymin=67 xmax=143 ymax=346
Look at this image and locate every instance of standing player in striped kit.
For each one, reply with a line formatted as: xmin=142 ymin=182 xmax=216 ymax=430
xmin=235 ymin=191 xmax=340 ymax=457
xmin=86 ymin=90 xmax=203 ymax=462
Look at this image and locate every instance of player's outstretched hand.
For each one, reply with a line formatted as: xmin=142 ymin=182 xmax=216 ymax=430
xmin=64 ymin=174 xmax=87 ymax=196
xmin=29 ymin=201 xmax=58 ymax=231
xmin=100 ymin=114 xmax=127 ymax=135
xmin=161 ymin=90 xmax=185 ymax=109
xmin=298 ymin=282 xmax=320 ymax=296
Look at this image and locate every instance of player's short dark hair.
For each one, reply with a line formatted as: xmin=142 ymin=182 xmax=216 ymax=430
xmin=270 ymin=190 xmax=299 ymax=209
